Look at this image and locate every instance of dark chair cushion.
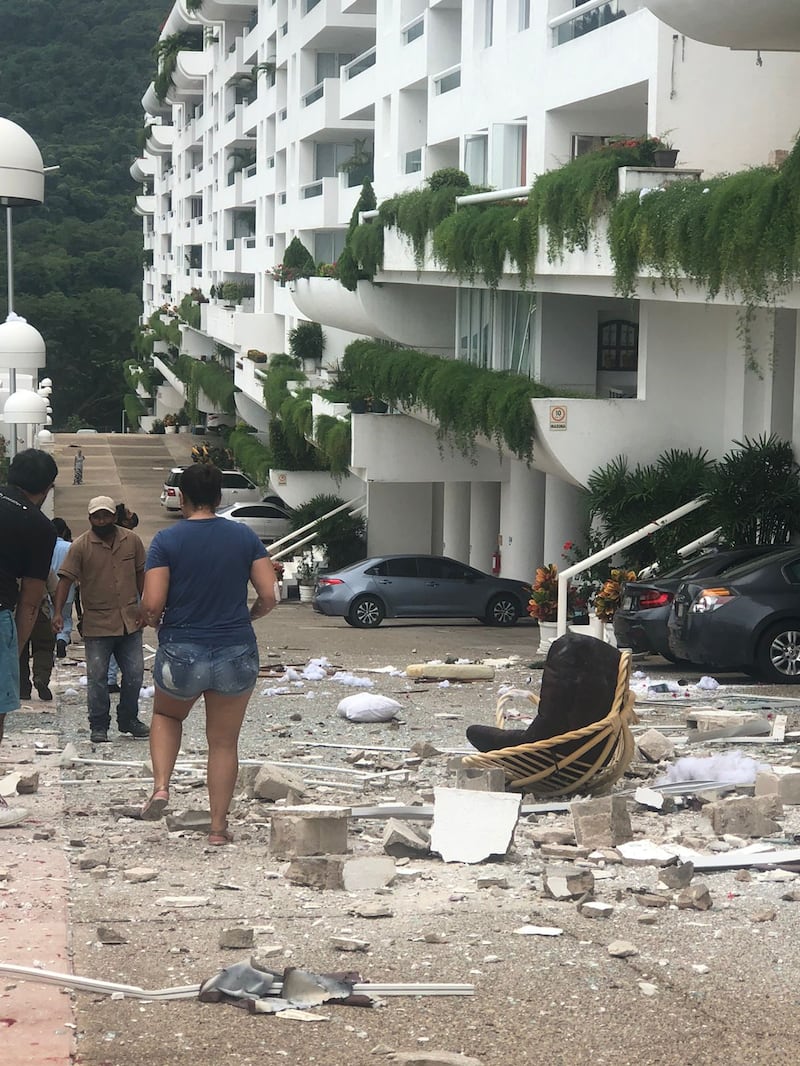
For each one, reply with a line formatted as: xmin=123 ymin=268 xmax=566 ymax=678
xmin=466 ymin=632 xmax=621 ymax=754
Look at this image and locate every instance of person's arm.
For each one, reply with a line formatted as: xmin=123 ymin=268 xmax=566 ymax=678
xmin=138 ymin=566 xmax=170 ymax=628
xmin=51 ymin=575 xmax=75 ymax=634
xmin=249 ymin=556 xmax=278 ymax=622
xmin=16 ymin=578 xmax=48 ymax=650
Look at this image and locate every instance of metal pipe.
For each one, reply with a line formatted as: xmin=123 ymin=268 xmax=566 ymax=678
xmin=6 ymin=206 xmax=16 ymax=459
xmin=556 ymin=495 xmax=709 ymax=636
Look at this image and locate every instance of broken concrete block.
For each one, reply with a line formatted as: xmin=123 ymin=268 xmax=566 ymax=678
xmin=410 ymin=741 xmax=442 ymax=759
xmin=608 ymin=940 xmax=638 ymax=958
xmin=579 ymin=901 xmax=614 ymax=919
xmin=616 ymin=841 xmax=678 ymax=867
xmin=269 ymin=805 xmax=350 ymax=858
xmin=122 ymin=867 xmax=158 ymax=883
xmin=252 ymin=763 xmax=307 ymax=802
xmin=15 ymin=770 xmax=39 ymax=795
xmin=704 ymin=795 xmax=783 ymax=837
xmin=284 ymin=855 xmax=346 ymax=890
xmin=527 ymin=827 xmax=576 ymax=846
xmin=430 ymin=787 xmax=521 ymax=864
xmin=634 ymin=892 xmax=671 ymax=909
xmin=96 ymin=926 xmax=127 ymax=944
xmin=382 ymin=818 xmax=430 ymax=858
xmin=342 ymin=855 xmax=396 ymax=892
xmin=634 ymin=787 xmax=674 ymax=812
xmin=543 ymin=864 xmax=595 ymax=901
xmin=349 ymin=901 xmax=393 ymax=918
xmin=454 ymin=766 xmax=507 ymax=793
xmin=477 ymin=875 xmax=509 ymax=889
xmin=236 ymin=764 xmax=259 ymax=793
xmin=165 ymin=810 xmax=212 ymax=833
xmin=539 ymin=843 xmax=590 ymax=860
xmin=658 ymin=861 xmax=694 ymax=890
xmin=685 ymin=709 xmax=768 ymax=735
xmin=675 ymin=884 xmax=712 ymax=911
xmin=77 ymin=849 xmax=110 ymax=870
xmin=218 ymin=927 xmax=255 ymax=949
xmin=391 ymin=1054 xmax=485 ymax=1066
xmin=571 ymin=795 xmax=632 ymax=849
xmin=636 ymin=729 xmax=675 ymax=762
xmin=755 ymin=768 xmax=800 ymax=806
xmin=330 ymin=936 xmax=369 ymax=952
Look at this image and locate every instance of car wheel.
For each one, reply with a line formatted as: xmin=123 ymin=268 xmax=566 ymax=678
xmin=347 ymin=595 xmax=385 ymax=628
xmin=755 ymin=621 xmax=800 ymax=683
xmin=484 ymin=595 xmax=520 ymax=627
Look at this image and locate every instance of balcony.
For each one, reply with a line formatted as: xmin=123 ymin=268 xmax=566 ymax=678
xmin=146 ymin=124 xmax=176 ymax=156
xmin=340 ymin=46 xmax=378 ymax=120
xmin=549 ymin=0 xmax=640 ymax=46
xmin=644 ymin=0 xmax=800 ymax=51
xmin=130 ymin=156 xmax=155 ymax=183
xmin=296 ymin=176 xmax=340 ymax=229
xmin=204 ymin=303 xmax=283 ymax=352
xmin=135 ymin=195 xmax=156 ymax=217
xmin=428 ymin=64 xmax=462 ymax=143
xmin=169 ymin=49 xmax=213 ymax=100
xmin=296 ymin=77 xmax=372 ymax=140
xmin=297 ymin=0 xmax=376 ymax=51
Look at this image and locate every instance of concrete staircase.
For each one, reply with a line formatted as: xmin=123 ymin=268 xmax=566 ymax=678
xmin=50 ymin=432 xmax=197 ymax=547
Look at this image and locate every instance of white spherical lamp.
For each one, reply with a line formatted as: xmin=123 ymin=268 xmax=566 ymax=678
xmin=0 ymin=119 xmax=45 ymax=206
xmin=0 ymin=319 xmax=46 ymax=371
xmin=3 ymin=388 xmax=48 ymax=424
xmin=36 ymin=428 xmax=53 ymax=444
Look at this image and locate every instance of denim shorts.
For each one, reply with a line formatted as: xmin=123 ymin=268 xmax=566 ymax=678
xmin=0 ymin=609 xmax=20 ymax=715
xmin=154 ymin=641 xmax=259 ymax=700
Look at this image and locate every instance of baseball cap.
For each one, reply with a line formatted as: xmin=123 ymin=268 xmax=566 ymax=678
xmin=88 ymin=495 xmax=116 ymax=515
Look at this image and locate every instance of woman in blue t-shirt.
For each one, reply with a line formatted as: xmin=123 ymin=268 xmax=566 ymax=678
xmin=137 ymin=464 xmax=278 ymax=845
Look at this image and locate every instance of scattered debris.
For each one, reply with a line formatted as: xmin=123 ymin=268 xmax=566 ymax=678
xmin=430 ymin=788 xmax=521 ymax=864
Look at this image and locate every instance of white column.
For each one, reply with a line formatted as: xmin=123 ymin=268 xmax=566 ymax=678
xmin=431 ymin=482 xmax=444 ymax=555
xmin=469 ymin=481 xmax=501 ymax=572
xmin=543 ymin=476 xmax=587 ymax=566
xmin=366 ymin=482 xmax=433 ymax=555
xmin=442 ymin=481 xmax=470 ymax=563
xmin=499 ymin=461 xmax=546 ymax=582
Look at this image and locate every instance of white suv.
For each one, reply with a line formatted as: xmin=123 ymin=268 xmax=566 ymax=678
xmin=160 ymin=468 xmax=262 ymax=513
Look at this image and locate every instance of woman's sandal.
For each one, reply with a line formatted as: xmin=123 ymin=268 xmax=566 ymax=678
xmin=207 ymin=828 xmax=233 ymax=846
xmin=140 ymin=789 xmax=170 ymax=821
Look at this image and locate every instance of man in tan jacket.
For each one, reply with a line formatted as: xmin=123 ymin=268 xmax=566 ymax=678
xmin=53 ymin=496 xmax=149 ymax=744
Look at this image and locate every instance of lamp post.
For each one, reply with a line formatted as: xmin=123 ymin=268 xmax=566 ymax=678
xmin=0 ymin=117 xmax=46 ymax=458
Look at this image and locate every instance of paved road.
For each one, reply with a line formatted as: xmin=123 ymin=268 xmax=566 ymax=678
xmin=50 ymin=431 xmax=195 ymax=546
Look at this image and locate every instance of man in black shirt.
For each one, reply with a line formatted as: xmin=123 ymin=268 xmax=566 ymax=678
xmin=0 ymin=449 xmax=58 ymax=779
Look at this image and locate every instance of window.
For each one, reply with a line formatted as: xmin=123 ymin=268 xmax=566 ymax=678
xmin=187 ymin=244 xmax=202 ymax=270
xmin=222 ymin=473 xmax=255 ymax=489
xmin=571 ymin=133 xmax=612 ymax=160
xmin=458 ymin=289 xmax=535 ymax=375
xmin=435 ymin=68 xmax=461 ymax=94
xmin=368 ymin=558 xmax=419 ymax=578
xmin=314 ymin=230 xmax=347 ymax=264
xmin=404 ymin=148 xmax=422 ymax=174
xmin=315 ymin=142 xmax=357 ymax=179
xmin=464 ymin=133 xmax=488 ymax=185
xmin=518 ymin=0 xmax=531 ymax=30
xmin=315 ymin=52 xmax=356 ymax=82
xmin=403 ymin=18 xmax=424 ymax=44
xmin=597 ymin=320 xmax=639 ymax=371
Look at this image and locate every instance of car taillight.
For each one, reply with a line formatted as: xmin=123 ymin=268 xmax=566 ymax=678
xmin=638 ymin=590 xmax=672 ymax=609
xmin=690 ymin=586 xmax=736 ymax=613
xmin=166 ymin=487 xmax=177 ymax=497
xmin=317 ymin=577 xmax=343 ymax=586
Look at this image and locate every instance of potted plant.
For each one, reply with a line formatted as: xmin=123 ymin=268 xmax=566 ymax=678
xmin=528 ymin=564 xmax=560 ymax=653
xmin=593 ymin=568 xmax=637 ymax=644
xmin=150 ymin=418 xmax=165 ymax=435
xmin=295 ymin=554 xmax=318 ymax=602
xmin=163 ymin=412 xmax=178 ymax=434
xmin=653 ymin=133 xmax=678 ymax=168
xmin=176 ymin=407 xmax=191 ymax=433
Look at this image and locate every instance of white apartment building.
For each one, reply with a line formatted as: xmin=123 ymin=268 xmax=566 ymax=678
xmin=133 ymin=0 xmax=800 ymax=581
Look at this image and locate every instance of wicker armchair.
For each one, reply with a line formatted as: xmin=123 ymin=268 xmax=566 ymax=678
xmin=463 ymin=641 xmax=638 ymax=796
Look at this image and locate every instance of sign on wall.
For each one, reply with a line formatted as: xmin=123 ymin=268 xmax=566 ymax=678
xmin=549 ymin=404 xmax=567 ymax=431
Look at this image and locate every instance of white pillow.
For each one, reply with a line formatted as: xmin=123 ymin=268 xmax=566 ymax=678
xmin=336 ymin=692 xmax=402 ymax=723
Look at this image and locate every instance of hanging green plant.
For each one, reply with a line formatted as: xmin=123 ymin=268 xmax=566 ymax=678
xmin=123 ymin=392 xmax=144 ymax=430
xmin=228 ymin=427 xmax=272 ymax=484
xmin=262 ymin=353 xmax=305 ymax=416
xmin=608 ymin=141 xmax=800 ymax=303
xmin=337 ymin=180 xmax=378 ymax=291
xmin=315 ymin=415 xmax=352 ymax=477
xmin=342 ymin=340 xmax=557 ymax=463
xmin=153 ymin=31 xmax=203 ymax=102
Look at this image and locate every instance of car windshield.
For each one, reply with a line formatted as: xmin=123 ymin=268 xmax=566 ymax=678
xmin=692 ymin=546 xmax=800 ymax=582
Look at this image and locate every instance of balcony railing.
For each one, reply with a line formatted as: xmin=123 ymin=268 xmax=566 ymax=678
xmin=302 ymin=181 xmax=324 ymax=199
xmin=302 ymin=82 xmax=325 ymax=107
xmin=433 ymin=64 xmax=461 ymax=95
xmin=343 ymin=47 xmax=376 ymax=80
xmin=402 ymin=15 xmax=425 ymax=44
xmin=550 ymin=0 xmax=629 ymax=46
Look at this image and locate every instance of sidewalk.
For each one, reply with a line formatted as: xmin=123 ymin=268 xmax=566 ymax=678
xmin=1 ymin=730 xmax=73 ymax=1066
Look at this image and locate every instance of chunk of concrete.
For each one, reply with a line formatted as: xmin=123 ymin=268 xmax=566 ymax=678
xmin=658 ymin=861 xmax=695 ymax=889
xmin=636 ymin=729 xmax=676 ymax=763
xmin=252 ymin=763 xmax=307 ymax=802
xmin=122 ymin=866 xmax=158 ymax=883
xmin=616 ymin=841 xmax=678 ymax=867
xmin=454 ymin=766 xmax=507 ymax=793
xmin=543 ymin=864 xmax=595 ymax=901
xmin=391 ymin=1054 xmax=485 ymax=1066
xmin=382 ymin=818 xmax=430 ymax=858
xmin=165 ymin=810 xmax=212 ymax=833
xmin=15 ymin=770 xmax=39 ymax=795
xmin=579 ymin=901 xmax=614 ymax=919
xmin=430 ymin=787 xmax=521 ymax=864
xmin=284 ymin=855 xmax=346 ymax=890
xmin=571 ymin=795 xmax=632 ymax=849
xmin=270 ymin=805 xmax=350 ymax=858
xmin=675 ymin=883 xmax=713 ymax=911
xmin=342 ymin=855 xmax=396 ymax=892
xmin=330 ymin=936 xmax=369 ymax=952
xmin=704 ymin=795 xmax=783 ymax=838
xmin=219 ymin=927 xmax=255 ymax=949
xmin=755 ymin=768 xmax=800 ymax=806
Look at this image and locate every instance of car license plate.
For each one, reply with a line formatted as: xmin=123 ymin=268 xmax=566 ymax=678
xmin=621 ymin=595 xmax=632 ymax=611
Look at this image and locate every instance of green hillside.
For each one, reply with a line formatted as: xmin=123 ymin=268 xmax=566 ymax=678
xmin=0 ymin=0 xmax=168 ymax=429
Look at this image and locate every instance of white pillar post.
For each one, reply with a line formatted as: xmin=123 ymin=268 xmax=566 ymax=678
xmin=442 ymin=481 xmax=471 ymax=563
xmin=499 ymin=460 xmax=545 ymax=582
xmin=543 ymin=476 xmax=587 ymax=567
xmin=469 ymin=481 xmax=501 ymax=572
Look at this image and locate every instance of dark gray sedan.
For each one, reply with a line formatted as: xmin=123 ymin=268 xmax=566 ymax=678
xmin=312 ymin=555 xmax=532 ymax=628
xmin=667 ymin=547 xmax=800 ymax=682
